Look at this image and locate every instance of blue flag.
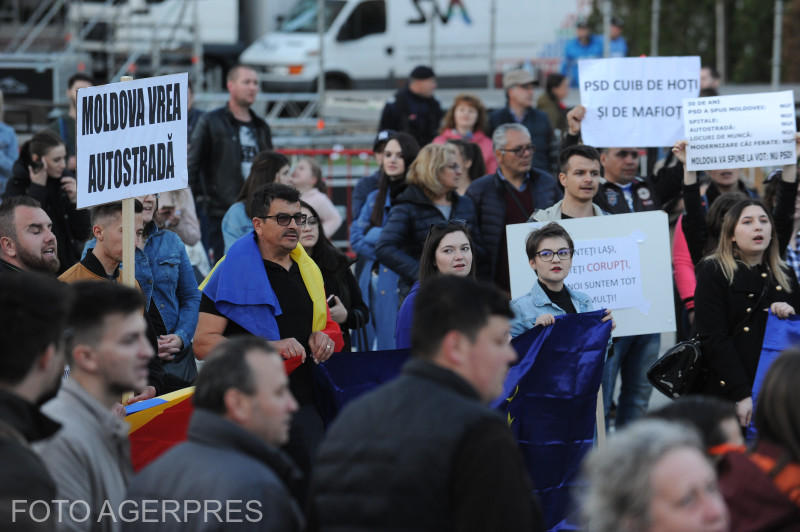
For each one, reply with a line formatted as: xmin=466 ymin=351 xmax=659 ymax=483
xmin=313 ymin=311 xmax=611 ymax=531
xmin=494 ymin=310 xmax=611 ymax=531
xmin=747 ymin=311 xmax=800 ymax=440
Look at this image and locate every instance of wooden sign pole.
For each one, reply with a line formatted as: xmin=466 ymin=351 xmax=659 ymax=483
xmin=119 ymin=75 xmax=136 ymax=288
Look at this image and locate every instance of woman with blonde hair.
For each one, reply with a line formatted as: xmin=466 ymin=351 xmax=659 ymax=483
xmin=695 ymin=198 xmax=800 ymax=428
xmin=375 ymin=143 xmax=479 ymax=293
xmin=433 ymin=93 xmax=496 ymax=173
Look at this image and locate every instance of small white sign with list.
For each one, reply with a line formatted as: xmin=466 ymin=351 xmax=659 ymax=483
xmin=684 ymin=90 xmax=796 ymax=171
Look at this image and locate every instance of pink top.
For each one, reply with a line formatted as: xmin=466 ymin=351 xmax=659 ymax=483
xmin=672 ymin=215 xmax=696 ymax=311
xmin=433 ymin=129 xmax=498 ymax=175
xmin=302 ymin=188 xmax=343 ymax=238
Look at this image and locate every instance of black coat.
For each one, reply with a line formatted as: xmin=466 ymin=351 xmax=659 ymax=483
xmin=682 ymin=180 xmax=792 ymax=265
xmin=378 ymin=87 xmax=443 ymax=147
xmin=375 ymin=184 xmax=478 ymax=287
xmin=315 ymin=251 xmax=369 ymax=352
xmin=695 ymin=259 xmax=800 ymax=400
xmin=0 ymin=389 xmax=61 ymax=530
xmin=465 ymin=171 xmax=561 ymax=281
xmin=125 ymin=409 xmax=304 ymax=532
xmin=4 ymin=161 xmax=91 ymax=273
xmin=187 ymin=106 xmax=272 ymax=217
xmin=309 ymin=358 xmax=543 ymax=532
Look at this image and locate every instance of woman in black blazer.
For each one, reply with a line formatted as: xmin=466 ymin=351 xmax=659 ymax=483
xmin=695 ymin=198 xmax=800 ymax=428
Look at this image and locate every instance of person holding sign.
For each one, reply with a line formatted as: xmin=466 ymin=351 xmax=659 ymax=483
xmin=694 ymin=198 xmax=800 ymax=428
xmin=509 ymin=222 xmax=613 ymax=337
xmin=531 ymin=145 xmax=606 ymax=220
xmin=563 ymin=105 xmax=683 ymax=215
xmin=670 ymin=138 xmax=798 ymax=332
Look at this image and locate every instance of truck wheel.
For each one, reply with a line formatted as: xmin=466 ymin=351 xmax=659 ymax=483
xmin=323 ymin=75 xmax=350 ymax=90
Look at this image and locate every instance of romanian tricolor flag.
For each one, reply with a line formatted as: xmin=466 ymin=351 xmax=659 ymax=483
xmin=126 ymin=387 xmax=195 ymax=472
xmin=125 ymin=358 xmax=304 ymax=472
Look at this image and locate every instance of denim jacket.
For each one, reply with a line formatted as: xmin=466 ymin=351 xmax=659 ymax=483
xmin=510 ymin=280 xmax=594 ymax=338
xmin=350 ymin=189 xmax=387 ymax=260
xmin=350 ymin=190 xmax=400 ymax=350
xmin=221 ymin=201 xmax=252 ymax=253
xmin=83 ymin=227 xmax=200 ymax=347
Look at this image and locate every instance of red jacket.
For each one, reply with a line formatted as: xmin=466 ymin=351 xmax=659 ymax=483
xmin=718 ymin=440 xmax=800 ymax=531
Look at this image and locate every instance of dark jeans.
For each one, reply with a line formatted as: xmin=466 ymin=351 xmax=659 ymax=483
xmin=283 ymin=404 xmax=325 ymax=506
xmin=201 ymin=214 xmax=224 ymax=265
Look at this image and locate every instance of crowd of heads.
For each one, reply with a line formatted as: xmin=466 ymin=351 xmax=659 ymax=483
xmin=3 ymin=53 xmax=800 ymax=532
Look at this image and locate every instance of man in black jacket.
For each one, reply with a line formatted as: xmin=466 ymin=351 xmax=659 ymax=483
xmin=310 ymin=276 xmax=543 ymax=532
xmin=489 ymin=69 xmax=555 ymax=173
xmin=378 ymin=66 xmax=443 ymax=147
xmin=466 ymin=123 xmax=561 ymax=292
xmin=188 ymin=64 xmax=273 ymax=260
xmin=124 ymin=336 xmax=304 ymax=531
xmin=0 ymin=272 xmax=73 ymax=530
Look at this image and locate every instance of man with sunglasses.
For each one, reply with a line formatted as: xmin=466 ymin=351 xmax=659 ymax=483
xmin=195 ymin=182 xmax=342 ymax=498
xmin=489 ymin=69 xmax=555 ymax=173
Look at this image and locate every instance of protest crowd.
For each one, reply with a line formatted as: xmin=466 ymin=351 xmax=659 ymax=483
xmin=3 ymin=15 xmax=800 ymax=532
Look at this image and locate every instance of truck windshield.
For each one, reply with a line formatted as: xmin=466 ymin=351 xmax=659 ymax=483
xmin=280 ymin=0 xmax=346 ymax=33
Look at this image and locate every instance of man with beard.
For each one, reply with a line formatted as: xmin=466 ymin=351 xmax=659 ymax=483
xmin=35 ymin=282 xmax=154 ymax=531
xmin=0 ymin=195 xmax=60 ymax=274
xmin=0 ymin=272 xmax=72 ymax=529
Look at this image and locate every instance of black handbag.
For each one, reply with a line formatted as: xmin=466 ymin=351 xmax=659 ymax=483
xmin=648 ymin=275 xmax=770 ymax=399
xmin=162 ymin=342 xmax=198 ymax=390
xmin=647 ymin=337 xmax=705 ymax=398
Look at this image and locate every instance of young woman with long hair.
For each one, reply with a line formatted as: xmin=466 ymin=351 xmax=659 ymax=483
xmin=694 ymin=199 xmax=800 ymax=427
xmin=300 ymin=201 xmax=367 ymax=351
xmin=375 ymin=143 xmax=479 ymax=294
xmin=394 ymin=221 xmax=476 ymax=348
xmin=349 ymin=132 xmax=419 ymax=349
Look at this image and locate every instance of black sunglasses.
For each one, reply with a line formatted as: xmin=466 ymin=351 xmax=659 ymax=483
xmin=261 ymin=213 xmax=307 ymax=226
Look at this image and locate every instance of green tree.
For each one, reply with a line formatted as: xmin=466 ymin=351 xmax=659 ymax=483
xmin=591 ymin=0 xmax=789 ymax=83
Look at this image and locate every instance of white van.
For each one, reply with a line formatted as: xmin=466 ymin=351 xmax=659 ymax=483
xmin=241 ymin=0 xmax=585 ymax=91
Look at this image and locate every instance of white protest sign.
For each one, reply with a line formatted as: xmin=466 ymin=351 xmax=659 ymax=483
xmin=578 ymin=56 xmax=700 ymax=147
xmin=506 ymin=211 xmax=674 ymax=337
xmin=76 ymin=72 xmax=188 ymax=208
xmin=684 ymin=91 xmax=796 ymax=171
